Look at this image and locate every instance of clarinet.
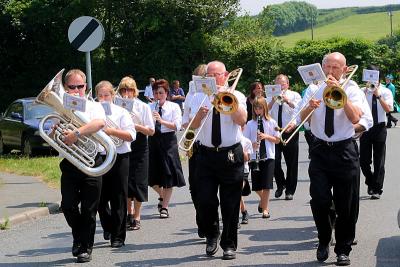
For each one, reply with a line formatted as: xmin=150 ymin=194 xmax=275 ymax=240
xmin=253 ymin=115 xmax=262 ymax=172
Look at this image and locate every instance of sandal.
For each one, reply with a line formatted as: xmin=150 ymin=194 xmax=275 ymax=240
xmin=131 ymin=220 xmax=141 ymax=230
xmin=157 ymin=197 xmax=163 ymax=212
xmin=160 ymin=208 xmax=169 ymax=219
xmin=262 ymin=212 xmax=270 ymax=219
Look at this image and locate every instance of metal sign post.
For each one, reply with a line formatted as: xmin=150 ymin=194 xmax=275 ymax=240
xmin=68 ymin=16 xmax=105 ymax=98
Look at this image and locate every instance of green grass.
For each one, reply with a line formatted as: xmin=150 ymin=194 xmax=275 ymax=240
xmin=278 ymin=10 xmax=400 ymax=47
xmin=0 ymin=155 xmax=61 ymax=188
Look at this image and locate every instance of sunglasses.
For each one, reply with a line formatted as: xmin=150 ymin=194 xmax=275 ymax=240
xmin=67 ymin=84 xmax=85 ymax=90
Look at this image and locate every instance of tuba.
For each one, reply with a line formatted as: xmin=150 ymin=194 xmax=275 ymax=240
xmin=36 ymin=69 xmax=117 ymax=177
xmin=104 ymin=116 xmax=124 ymax=147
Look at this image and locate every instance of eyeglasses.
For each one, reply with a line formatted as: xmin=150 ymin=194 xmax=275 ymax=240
xmin=67 ymin=84 xmax=85 ymax=90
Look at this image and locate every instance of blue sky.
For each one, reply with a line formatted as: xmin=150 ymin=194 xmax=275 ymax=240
xmin=240 ymin=0 xmax=396 ymax=15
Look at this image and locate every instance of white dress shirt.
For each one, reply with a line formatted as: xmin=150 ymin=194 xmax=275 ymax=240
xmin=196 ymin=90 xmax=247 ymax=147
xmin=357 ymin=92 xmax=373 ymax=133
xmin=243 ymin=118 xmax=280 ymax=160
xmin=149 ymin=101 xmax=182 ymax=133
xmin=144 ymin=84 xmax=154 ymax=99
xmin=304 ymin=80 xmax=364 ymax=142
xmin=104 ymin=103 xmax=136 ymax=154
xmin=267 ymin=90 xmax=302 ymax=128
xmin=132 ymin=97 xmax=155 ymax=130
xmin=296 ymin=84 xmax=319 ymax=129
xmin=240 ymin=135 xmax=253 ymax=174
xmin=182 ymin=91 xmax=207 ymax=125
xmin=363 ymin=84 xmax=394 ymax=124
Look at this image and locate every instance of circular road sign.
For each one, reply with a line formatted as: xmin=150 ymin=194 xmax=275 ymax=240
xmin=68 ymin=16 xmax=105 ymax=52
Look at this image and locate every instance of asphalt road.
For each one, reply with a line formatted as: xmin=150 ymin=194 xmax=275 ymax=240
xmin=0 ymin=125 xmax=399 ymax=266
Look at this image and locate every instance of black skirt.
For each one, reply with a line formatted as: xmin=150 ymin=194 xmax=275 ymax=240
xmin=128 ymin=133 xmax=149 ymax=202
xmin=250 ymin=159 xmax=275 ymax=191
xmin=148 ymin=132 xmax=185 ymax=188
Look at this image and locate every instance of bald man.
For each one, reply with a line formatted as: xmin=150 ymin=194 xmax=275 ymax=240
xmin=301 ymin=52 xmax=366 ymax=266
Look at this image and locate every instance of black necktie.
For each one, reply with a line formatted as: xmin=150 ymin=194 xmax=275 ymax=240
xmin=372 ymin=95 xmax=378 ymax=125
xmin=278 ymin=104 xmax=283 ymax=128
xmin=155 ymin=107 xmax=162 ymax=134
xmin=258 ymin=118 xmax=266 ymax=159
xmin=325 ymin=106 xmax=334 ymax=137
xmin=211 ymin=108 xmax=221 ymax=147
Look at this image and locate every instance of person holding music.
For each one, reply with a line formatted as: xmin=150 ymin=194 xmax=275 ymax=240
xmin=96 ymin=81 xmax=136 ymax=248
xmin=117 ymin=76 xmax=155 ymax=231
xmin=190 ymin=61 xmax=247 ymax=260
xmin=246 ymin=81 xmax=264 ymax=122
xmin=360 ymin=66 xmax=393 ymax=199
xmin=182 ymin=64 xmax=207 ymax=238
xmin=244 ymin=96 xmax=280 ymax=219
xmin=300 ymin=52 xmax=366 ymax=266
xmin=148 ymin=79 xmax=185 ymax=219
xmin=59 ymin=69 xmax=107 ymax=263
xmin=267 ymin=74 xmax=301 ymax=200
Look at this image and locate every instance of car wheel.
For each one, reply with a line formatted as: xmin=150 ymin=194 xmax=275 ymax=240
xmin=0 ymin=135 xmax=10 ymax=155
xmin=22 ymin=137 xmax=34 ymax=157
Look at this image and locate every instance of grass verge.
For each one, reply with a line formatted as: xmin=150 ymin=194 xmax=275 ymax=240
xmin=0 ymin=155 xmax=61 ymax=188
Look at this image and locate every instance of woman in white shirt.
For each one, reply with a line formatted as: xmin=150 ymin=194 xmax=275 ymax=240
xmin=149 ymin=79 xmax=185 ymax=219
xmin=96 ymin=81 xmax=136 ymax=248
xmin=117 ymin=76 xmax=155 ymax=231
xmin=244 ymin=96 xmax=280 ymax=219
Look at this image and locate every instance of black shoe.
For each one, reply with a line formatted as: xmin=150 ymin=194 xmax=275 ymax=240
xmin=222 ymin=248 xmax=236 ymax=260
xmin=316 ymin=243 xmax=329 ymax=262
xmin=111 ymin=240 xmax=125 ymax=248
xmin=285 ymin=194 xmax=293 ymax=200
xmin=275 ymin=187 xmax=284 ymax=198
xmin=371 ymin=193 xmax=381 ymax=200
xmin=257 ymin=205 xmax=262 ymax=213
xmin=76 ymin=248 xmax=92 ymax=263
xmin=336 ymin=254 xmax=350 ymax=266
xmin=103 ymin=231 xmax=111 ymax=241
xmin=367 ymin=188 xmax=373 ymax=195
xmin=126 ymin=214 xmax=133 ymax=227
xmin=206 ymin=236 xmax=219 ymax=256
xmin=72 ymin=241 xmax=81 ymax=257
xmin=241 ymin=210 xmax=249 ymax=224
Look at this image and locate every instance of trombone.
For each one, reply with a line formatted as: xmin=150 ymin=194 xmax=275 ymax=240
xmin=277 ymin=65 xmax=358 ymax=145
xmin=178 ymin=68 xmax=243 ymax=154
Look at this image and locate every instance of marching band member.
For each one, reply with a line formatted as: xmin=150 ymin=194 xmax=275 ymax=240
xmin=267 ymin=74 xmax=301 ymax=200
xmin=300 ymin=52 xmax=366 ymax=266
xmin=246 ymin=81 xmax=264 ymax=122
xmin=144 ymin=77 xmax=156 ymax=103
xmin=238 ymin=132 xmax=252 ymax=226
xmin=59 ymin=69 xmax=106 ymax=263
xmin=191 ymin=61 xmax=247 ymax=260
xmin=360 ymin=66 xmax=393 ymax=199
xmin=182 ymin=64 xmax=207 ymax=238
xmin=96 ymin=81 xmax=136 ymax=248
xmin=244 ymin=96 xmax=280 ymax=219
xmin=148 ymin=79 xmax=185 ymax=219
xmin=118 ymin=76 xmax=155 ymax=231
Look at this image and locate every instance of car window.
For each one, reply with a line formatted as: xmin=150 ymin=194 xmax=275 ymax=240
xmin=24 ymin=102 xmax=53 ymax=120
xmin=5 ymin=103 xmax=23 ymax=118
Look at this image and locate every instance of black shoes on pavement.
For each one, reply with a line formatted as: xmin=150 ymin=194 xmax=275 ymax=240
xmin=316 ymin=243 xmax=329 ymax=262
xmin=103 ymin=231 xmax=111 ymax=241
xmin=275 ymin=187 xmax=284 ymax=198
xmin=222 ymin=248 xmax=236 ymax=260
xmin=111 ymin=240 xmax=125 ymax=248
xmin=336 ymin=254 xmax=351 ymax=266
xmin=72 ymin=241 xmax=81 ymax=257
xmin=76 ymin=248 xmax=92 ymax=263
xmin=241 ymin=210 xmax=249 ymax=224
xmin=206 ymin=236 xmax=219 ymax=256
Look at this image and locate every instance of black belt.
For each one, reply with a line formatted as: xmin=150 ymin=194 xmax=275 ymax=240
xmin=199 ymin=142 xmax=240 ymax=152
xmin=315 ymin=137 xmax=353 ymax=147
xmin=373 ymin=122 xmax=386 ymax=127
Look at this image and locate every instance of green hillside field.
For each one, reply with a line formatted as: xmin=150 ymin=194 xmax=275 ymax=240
xmin=278 ymin=10 xmax=400 ymax=47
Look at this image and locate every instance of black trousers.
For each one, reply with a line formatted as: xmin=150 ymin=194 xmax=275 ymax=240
xmin=60 ymin=155 xmax=103 ymax=250
xmin=274 ymin=131 xmax=299 ymax=195
xmin=308 ymin=139 xmax=359 ymax=256
xmin=98 ymin=153 xmax=129 ymax=243
xmin=360 ymin=124 xmax=387 ymax=195
xmin=188 ymin=142 xmax=204 ymax=234
xmin=196 ymin=143 xmax=244 ymax=250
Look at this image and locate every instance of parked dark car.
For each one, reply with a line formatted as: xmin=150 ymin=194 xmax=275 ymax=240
xmin=0 ymin=97 xmax=54 ymax=156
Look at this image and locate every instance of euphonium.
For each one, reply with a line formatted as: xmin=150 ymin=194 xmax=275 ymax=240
xmin=36 ymin=69 xmax=117 ymax=177
xmin=212 ymin=68 xmax=242 ymax=115
xmin=105 ymin=116 xmax=124 ymax=147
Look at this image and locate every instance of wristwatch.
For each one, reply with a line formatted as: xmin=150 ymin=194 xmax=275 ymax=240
xmin=74 ymin=130 xmax=81 ymax=138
